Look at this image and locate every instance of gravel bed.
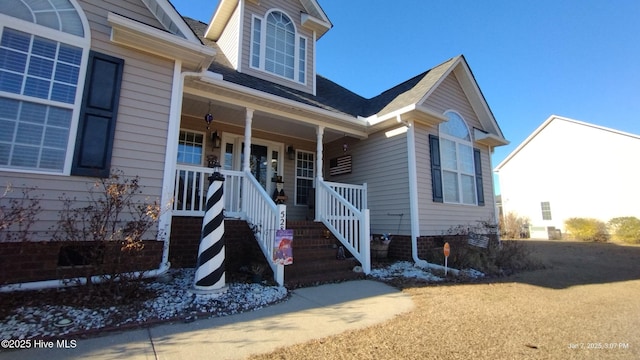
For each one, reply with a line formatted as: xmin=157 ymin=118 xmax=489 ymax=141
xmin=0 ymin=263 xmax=479 ymax=341
xmin=0 ymin=269 xmax=287 ymax=340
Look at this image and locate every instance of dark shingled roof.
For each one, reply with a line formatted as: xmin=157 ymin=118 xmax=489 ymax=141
xmin=184 ymin=17 xmax=453 ymax=119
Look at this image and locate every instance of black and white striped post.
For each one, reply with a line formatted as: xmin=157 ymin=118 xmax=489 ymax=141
xmin=192 ymin=162 xmax=227 ymax=295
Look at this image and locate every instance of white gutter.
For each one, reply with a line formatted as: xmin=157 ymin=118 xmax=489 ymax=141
xmin=0 ymin=264 xmax=171 ymax=292
xmin=405 ymin=117 xmax=460 ymax=276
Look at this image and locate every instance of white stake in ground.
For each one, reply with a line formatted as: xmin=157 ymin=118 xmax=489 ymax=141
xmin=193 ymin=167 xmax=227 ymax=295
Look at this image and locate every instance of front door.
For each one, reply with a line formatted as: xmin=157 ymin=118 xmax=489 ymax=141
xmin=222 ymin=135 xmax=282 ymax=196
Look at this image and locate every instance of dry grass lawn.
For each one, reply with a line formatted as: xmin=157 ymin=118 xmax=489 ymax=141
xmin=249 ymin=240 xmax=640 ymax=359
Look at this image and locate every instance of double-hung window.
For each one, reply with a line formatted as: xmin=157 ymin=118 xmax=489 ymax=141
xmin=429 ymin=111 xmax=484 ymax=205
xmin=250 ymin=10 xmax=307 ymax=84
xmin=0 ymin=0 xmax=89 ymax=174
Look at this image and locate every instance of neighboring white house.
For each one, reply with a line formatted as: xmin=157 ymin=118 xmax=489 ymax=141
xmin=495 ymin=115 xmax=640 ymax=239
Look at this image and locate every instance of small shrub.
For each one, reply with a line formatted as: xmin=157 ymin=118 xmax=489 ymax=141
xmin=438 ymin=221 xmax=540 ymax=275
xmin=0 ymin=184 xmax=42 ymax=242
xmin=499 ymin=211 xmax=530 ymax=239
xmin=52 ymin=171 xmax=161 ymax=299
xmin=564 ymin=217 xmax=609 ymax=242
xmin=608 ymin=217 xmax=640 ymax=244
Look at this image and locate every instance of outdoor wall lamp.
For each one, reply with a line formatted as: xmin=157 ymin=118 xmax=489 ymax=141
xmin=287 ymin=145 xmax=295 ymax=160
xmin=211 ymin=131 xmax=221 ymax=149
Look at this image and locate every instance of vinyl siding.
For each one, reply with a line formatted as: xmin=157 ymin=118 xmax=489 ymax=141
xmin=0 ymin=0 xmax=174 ymax=239
xmin=416 ymin=72 xmax=497 ymax=235
xmin=423 ymin=72 xmax=483 ymax=135
xmin=240 ymin=0 xmax=315 ymax=94
xmin=416 ymin=125 xmax=496 ymax=235
xmin=325 ymin=131 xmax=412 ymax=236
xmin=218 ymin=2 xmax=241 ymax=69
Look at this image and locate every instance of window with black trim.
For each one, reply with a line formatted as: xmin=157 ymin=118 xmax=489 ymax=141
xmin=429 ymin=111 xmax=485 ymax=206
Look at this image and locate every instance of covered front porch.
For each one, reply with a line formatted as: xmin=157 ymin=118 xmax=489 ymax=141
xmin=166 ymin=73 xmax=371 ymax=286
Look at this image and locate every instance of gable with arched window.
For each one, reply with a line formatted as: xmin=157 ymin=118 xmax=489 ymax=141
xmin=250 ymin=9 xmax=307 ymax=84
xmin=429 ymin=111 xmax=485 ymax=206
xmin=1 ymin=0 xmax=124 ymax=178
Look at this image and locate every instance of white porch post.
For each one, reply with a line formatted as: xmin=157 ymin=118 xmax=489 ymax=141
xmin=315 ymin=125 xmax=324 ymax=221
xmin=243 ymin=108 xmax=254 ymax=172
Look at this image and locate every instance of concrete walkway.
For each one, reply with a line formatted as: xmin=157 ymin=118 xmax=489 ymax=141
xmin=1 ymin=280 xmax=413 ymax=360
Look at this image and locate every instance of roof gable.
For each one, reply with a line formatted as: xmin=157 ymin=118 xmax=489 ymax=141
xmin=495 ymin=115 xmax=640 ymax=171
xmin=142 ymin=0 xmax=201 ymax=42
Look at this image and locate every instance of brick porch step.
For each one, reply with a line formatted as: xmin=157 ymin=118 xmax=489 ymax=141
xmin=284 ymin=221 xmax=364 ymax=288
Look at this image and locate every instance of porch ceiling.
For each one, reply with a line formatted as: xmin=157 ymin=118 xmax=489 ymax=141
xmin=182 ymin=94 xmax=355 ymax=143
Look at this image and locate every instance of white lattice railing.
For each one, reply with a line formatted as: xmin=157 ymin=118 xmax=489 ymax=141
xmin=173 ymin=164 xmax=244 ymax=217
xmin=242 ymin=170 xmax=285 ymax=286
xmin=316 ymin=179 xmax=371 ymax=274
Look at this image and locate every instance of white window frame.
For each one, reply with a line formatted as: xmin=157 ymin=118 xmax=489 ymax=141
xmin=439 ymin=110 xmax=477 ymax=205
xmin=0 ymin=1 xmax=90 ymax=175
xmin=249 ymin=10 xmax=307 ymax=85
xmin=294 ymin=150 xmax=314 ymax=206
xmin=177 ymin=129 xmax=206 ymax=166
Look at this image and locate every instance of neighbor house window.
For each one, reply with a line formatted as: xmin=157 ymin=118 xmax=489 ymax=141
xmin=541 ymin=201 xmax=552 ymax=220
xmin=177 ymin=130 xmax=204 ymax=165
xmin=295 ymin=150 xmax=314 ymax=205
xmin=250 ymin=10 xmax=307 ymax=84
xmin=0 ymin=0 xmax=89 ymax=173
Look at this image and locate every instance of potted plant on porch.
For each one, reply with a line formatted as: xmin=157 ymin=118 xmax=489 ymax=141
xmin=371 ymin=233 xmax=392 ymax=260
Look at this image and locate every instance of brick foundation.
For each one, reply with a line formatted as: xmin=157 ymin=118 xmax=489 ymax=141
xmin=0 ymin=240 xmax=163 ymax=285
xmin=169 ymin=217 xmax=269 ymax=279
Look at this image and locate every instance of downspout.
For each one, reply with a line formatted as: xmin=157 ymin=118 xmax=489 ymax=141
xmin=404 ymin=117 xmax=459 ymax=275
xmin=0 ymin=68 xmax=224 ymax=292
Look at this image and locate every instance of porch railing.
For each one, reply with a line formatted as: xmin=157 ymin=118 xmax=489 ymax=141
xmin=242 ymin=170 xmax=285 ymax=286
xmin=173 ymin=164 xmax=243 ymax=217
xmin=316 ymin=179 xmax=371 ymax=274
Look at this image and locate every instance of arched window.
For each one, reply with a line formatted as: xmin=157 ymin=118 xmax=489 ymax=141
xmin=251 ymin=10 xmax=306 ymax=83
xmin=439 ymin=111 xmax=476 ymax=204
xmin=0 ymin=0 xmax=89 ymax=173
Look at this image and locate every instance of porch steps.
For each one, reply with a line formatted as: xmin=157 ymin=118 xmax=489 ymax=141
xmin=284 ymin=221 xmax=365 ymax=289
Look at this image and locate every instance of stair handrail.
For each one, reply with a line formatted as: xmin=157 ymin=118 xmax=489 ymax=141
xmin=242 ymin=170 xmax=285 ymax=286
xmin=316 ymin=179 xmax=371 ymax=274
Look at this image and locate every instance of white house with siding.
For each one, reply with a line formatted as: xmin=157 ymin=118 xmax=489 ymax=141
xmin=495 ymin=115 xmax=640 ymax=239
xmin=0 ymin=0 xmax=508 ymax=288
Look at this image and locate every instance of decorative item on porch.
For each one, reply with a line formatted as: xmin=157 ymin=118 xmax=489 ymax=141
xmin=273 ymin=229 xmax=293 ymax=265
xmin=192 ymin=161 xmax=227 ymax=295
xmin=371 ymin=233 xmax=391 ymax=260
xmin=271 ymin=175 xmax=287 ymax=204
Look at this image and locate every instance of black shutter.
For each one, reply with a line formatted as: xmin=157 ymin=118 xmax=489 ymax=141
xmin=473 ymin=148 xmax=485 ymax=206
xmin=429 ymin=134 xmax=443 ymax=203
xmin=71 ymin=51 xmax=124 ymax=177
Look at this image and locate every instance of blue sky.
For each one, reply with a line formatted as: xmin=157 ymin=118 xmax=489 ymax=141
xmin=171 ymin=0 xmax=640 ymax=194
